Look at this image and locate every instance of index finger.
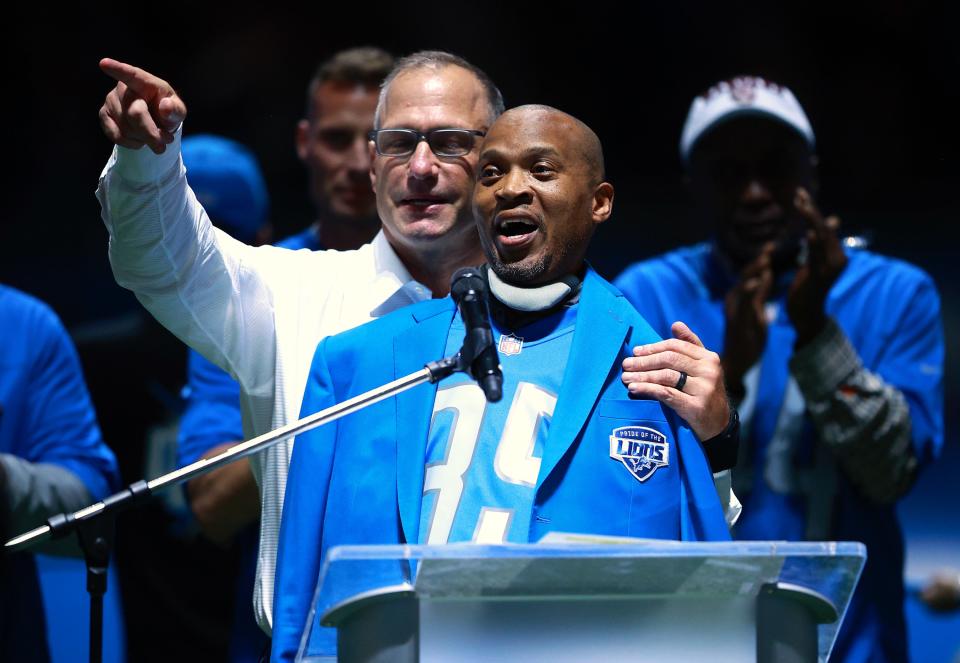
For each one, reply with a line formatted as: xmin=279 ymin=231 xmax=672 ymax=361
xmin=632 ymin=337 xmax=707 ymax=360
xmin=100 ymin=58 xmax=167 ymax=97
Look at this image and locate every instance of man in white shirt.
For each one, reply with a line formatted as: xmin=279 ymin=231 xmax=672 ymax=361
xmin=96 ymin=51 xmax=734 ymax=638
xmin=97 ymin=50 xmax=497 ymax=634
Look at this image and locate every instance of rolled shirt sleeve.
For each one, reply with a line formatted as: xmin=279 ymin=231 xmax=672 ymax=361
xmin=96 ymin=129 xmax=279 ymax=401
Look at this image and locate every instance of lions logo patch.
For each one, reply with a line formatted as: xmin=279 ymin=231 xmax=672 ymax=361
xmin=609 ymin=426 xmax=670 ymax=482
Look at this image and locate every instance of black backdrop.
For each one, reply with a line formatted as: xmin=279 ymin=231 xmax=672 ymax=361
xmin=2 ymin=3 xmax=957 ymax=661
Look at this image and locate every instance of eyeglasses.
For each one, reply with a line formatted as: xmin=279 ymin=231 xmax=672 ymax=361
xmin=368 ymin=128 xmax=486 ymax=158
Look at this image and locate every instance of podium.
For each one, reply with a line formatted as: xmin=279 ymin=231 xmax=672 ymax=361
xmin=297 ymin=538 xmax=865 ymax=663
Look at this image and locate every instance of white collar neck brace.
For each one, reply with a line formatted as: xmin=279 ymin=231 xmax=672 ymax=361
xmin=486 ymin=267 xmax=580 ymax=312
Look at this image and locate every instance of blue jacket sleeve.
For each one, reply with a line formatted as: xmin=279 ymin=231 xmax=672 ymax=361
xmin=871 ymin=273 xmax=944 ymax=465
xmin=177 ymin=348 xmax=245 ymax=468
xmin=675 ymin=421 xmax=731 ymax=542
xmin=22 ymin=303 xmax=119 ymax=501
xmin=272 ymin=338 xmax=340 ymax=662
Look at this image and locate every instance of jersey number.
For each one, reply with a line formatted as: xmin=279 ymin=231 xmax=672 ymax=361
xmin=422 ymin=382 xmax=557 ymax=544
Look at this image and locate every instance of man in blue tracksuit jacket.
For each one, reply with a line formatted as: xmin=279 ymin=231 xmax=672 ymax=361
xmin=0 ymin=285 xmax=121 ymax=662
xmin=615 ymin=78 xmax=944 ymax=662
xmin=272 ymin=105 xmax=735 ymax=661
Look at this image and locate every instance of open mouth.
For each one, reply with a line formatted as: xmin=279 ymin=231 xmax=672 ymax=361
xmin=499 ymin=217 xmax=538 ymax=236
xmin=495 ymin=213 xmax=540 ymax=248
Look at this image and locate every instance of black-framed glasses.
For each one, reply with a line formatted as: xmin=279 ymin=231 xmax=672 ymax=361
xmin=368 ymin=128 xmax=485 ymax=158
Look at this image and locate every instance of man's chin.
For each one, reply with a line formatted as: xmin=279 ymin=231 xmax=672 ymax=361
xmin=391 ymin=214 xmax=462 ymax=245
xmin=489 ymin=254 xmax=549 ymax=286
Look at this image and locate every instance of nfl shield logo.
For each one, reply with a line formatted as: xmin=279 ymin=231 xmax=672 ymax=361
xmin=609 ymin=426 xmax=670 ymax=482
xmin=498 ymin=333 xmax=524 ymax=356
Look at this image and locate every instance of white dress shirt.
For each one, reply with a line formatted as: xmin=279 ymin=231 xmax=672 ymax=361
xmin=96 ymin=128 xmax=431 ymax=634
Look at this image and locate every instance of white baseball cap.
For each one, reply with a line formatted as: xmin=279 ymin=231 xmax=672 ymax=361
xmin=680 ymin=76 xmax=815 ymax=163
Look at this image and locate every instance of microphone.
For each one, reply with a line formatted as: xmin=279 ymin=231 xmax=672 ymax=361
xmin=450 ymin=268 xmax=503 ymax=403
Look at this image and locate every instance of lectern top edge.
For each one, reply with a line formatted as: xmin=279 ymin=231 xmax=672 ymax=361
xmin=323 ymin=540 xmax=867 ymax=564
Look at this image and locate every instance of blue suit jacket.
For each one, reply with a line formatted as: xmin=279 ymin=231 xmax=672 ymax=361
xmin=271 ymin=268 xmax=730 ymax=661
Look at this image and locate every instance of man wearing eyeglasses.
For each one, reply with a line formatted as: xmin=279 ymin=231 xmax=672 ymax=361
xmin=174 ymin=49 xmax=394 ymax=661
xmin=96 ymin=51 xmax=735 ymax=646
xmin=96 ymin=50 xmax=497 ymax=637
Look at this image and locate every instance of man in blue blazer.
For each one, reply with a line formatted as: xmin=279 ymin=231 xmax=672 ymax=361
xmin=272 ymin=105 xmax=735 ymax=661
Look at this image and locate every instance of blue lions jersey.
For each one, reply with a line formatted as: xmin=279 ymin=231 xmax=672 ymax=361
xmin=272 ymin=267 xmax=730 ymax=662
xmin=420 ymin=305 xmax=577 ymax=544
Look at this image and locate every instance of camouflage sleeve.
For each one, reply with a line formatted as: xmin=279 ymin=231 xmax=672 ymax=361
xmin=789 ymin=318 xmax=915 ymax=504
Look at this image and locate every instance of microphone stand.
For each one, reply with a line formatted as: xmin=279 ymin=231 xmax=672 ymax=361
xmin=4 ymin=344 xmax=486 ymax=663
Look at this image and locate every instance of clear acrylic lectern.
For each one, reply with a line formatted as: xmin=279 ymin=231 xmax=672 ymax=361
xmin=296 ymin=538 xmax=865 ymax=663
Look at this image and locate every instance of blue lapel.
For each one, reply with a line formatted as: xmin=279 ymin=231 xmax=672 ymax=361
xmin=537 ymin=269 xmax=630 ymax=490
xmin=394 ymin=299 xmax=456 ymax=544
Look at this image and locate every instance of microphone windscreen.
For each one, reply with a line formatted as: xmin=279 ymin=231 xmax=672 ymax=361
xmin=450 ymin=267 xmax=486 ymax=301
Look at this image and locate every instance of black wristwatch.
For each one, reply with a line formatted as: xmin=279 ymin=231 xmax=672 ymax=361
xmin=702 ymin=408 xmax=740 ymax=473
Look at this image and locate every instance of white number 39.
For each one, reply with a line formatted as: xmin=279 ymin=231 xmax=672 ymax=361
xmin=423 ymin=382 xmax=557 ymax=544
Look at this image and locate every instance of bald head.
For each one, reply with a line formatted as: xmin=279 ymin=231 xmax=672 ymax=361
xmin=492 ymin=105 xmax=605 ymax=184
xmin=474 ymin=103 xmax=614 ymax=285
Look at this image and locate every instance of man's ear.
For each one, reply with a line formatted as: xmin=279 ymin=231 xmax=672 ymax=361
xmin=295 ymin=120 xmax=309 ymax=162
xmin=591 ymin=182 xmax=615 ymax=225
xmin=368 ymin=141 xmax=378 ymax=190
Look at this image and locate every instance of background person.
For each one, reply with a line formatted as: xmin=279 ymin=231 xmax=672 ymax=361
xmin=0 ymin=286 xmax=123 ymax=663
xmin=293 ymin=46 xmax=394 ymax=251
xmin=614 ymin=76 xmax=945 ymax=662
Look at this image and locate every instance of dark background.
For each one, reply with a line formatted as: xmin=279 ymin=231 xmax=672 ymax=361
xmin=5 ymin=4 xmax=959 ymax=311
xmin=2 ymin=3 xmax=958 ymax=661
